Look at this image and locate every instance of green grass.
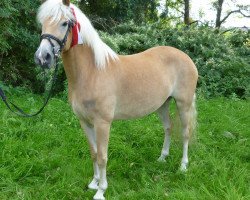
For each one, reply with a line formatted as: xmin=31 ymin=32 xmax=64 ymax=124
xmin=0 ymin=91 xmax=249 ymax=200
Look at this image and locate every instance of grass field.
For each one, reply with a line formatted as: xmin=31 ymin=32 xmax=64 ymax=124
xmin=0 ymin=92 xmax=249 ymax=200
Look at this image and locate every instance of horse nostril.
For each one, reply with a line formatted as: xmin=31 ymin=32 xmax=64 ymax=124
xmin=34 ymin=50 xmax=53 ymax=68
xmin=45 ymin=53 xmax=51 ymax=62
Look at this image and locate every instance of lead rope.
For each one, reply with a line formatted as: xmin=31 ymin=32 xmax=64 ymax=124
xmin=0 ymin=20 xmax=74 ymax=117
xmin=0 ymin=57 xmax=59 ymax=117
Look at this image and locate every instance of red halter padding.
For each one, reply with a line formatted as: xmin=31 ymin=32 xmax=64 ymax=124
xmin=71 ymin=7 xmax=82 ymax=48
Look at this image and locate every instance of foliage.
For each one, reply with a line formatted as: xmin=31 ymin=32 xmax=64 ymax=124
xmin=0 ymin=92 xmax=249 ymax=199
xmin=212 ymin=0 xmax=250 ymax=28
xmin=79 ymin=0 xmax=160 ymax=28
xmin=0 ymin=1 xmax=249 ymax=99
xmin=0 ymin=0 xmax=41 ymax=91
xmin=161 ymin=0 xmax=185 ymax=22
xmin=100 ymin=22 xmax=250 ymax=98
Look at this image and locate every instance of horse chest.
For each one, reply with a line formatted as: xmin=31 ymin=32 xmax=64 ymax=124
xmin=71 ymin=98 xmax=96 ymax=123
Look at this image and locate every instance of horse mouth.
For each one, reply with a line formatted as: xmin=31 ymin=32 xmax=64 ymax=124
xmin=34 ymin=51 xmax=54 ymax=69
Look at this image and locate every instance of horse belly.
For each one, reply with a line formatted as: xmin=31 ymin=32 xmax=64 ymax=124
xmin=114 ymin=103 xmax=163 ymax=120
xmin=114 ymin=84 xmax=171 ymax=120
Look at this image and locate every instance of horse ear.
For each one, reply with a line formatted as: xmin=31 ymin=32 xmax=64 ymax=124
xmin=62 ymin=0 xmax=70 ymax=6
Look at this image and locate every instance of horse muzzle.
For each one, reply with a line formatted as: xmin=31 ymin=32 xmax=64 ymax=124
xmin=34 ymin=49 xmax=54 ymax=68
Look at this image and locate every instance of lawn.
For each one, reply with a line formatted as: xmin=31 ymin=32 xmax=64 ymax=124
xmin=0 ymin=92 xmax=249 ymax=200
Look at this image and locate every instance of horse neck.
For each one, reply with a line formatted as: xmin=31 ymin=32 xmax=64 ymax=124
xmin=62 ymin=45 xmax=95 ymax=98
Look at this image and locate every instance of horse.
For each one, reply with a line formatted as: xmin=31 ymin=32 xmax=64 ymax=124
xmin=34 ymin=0 xmax=198 ymax=199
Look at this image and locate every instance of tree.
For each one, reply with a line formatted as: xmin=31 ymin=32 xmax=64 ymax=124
xmin=184 ymin=0 xmax=190 ymax=25
xmin=78 ymin=0 xmax=160 ymax=28
xmin=213 ymin=0 xmax=250 ymax=28
xmin=162 ymin=0 xmax=190 ymax=25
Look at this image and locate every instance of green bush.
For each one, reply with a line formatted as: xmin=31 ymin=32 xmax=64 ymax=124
xmin=101 ymin=22 xmax=250 ymax=98
xmin=0 ymin=2 xmax=249 ymax=99
xmin=0 ymin=0 xmax=41 ymax=91
xmin=0 ymin=0 xmax=68 ymax=94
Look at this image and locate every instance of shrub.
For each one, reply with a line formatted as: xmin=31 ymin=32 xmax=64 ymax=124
xmin=101 ymin=22 xmax=250 ymax=98
xmin=0 ymin=0 xmax=42 ymax=91
xmin=0 ymin=3 xmax=249 ymax=99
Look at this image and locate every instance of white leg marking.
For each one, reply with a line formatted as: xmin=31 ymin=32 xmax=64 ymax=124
xmin=158 ymin=130 xmax=171 ymax=162
xmin=88 ymin=162 xmax=99 ymax=190
xmin=81 ymin=122 xmax=100 ymax=189
xmin=157 ymin=100 xmax=171 ymax=162
xmin=176 ymin=101 xmax=191 ymax=172
xmin=180 ymin=137 xmax=189 ymax=172
xmin=98 ymin=165 xmax=107 ymax=190
xmin=94 ymin=165 xmax=107 ymax=200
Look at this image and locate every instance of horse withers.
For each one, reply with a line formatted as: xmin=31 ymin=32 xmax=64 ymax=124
xmin=35 ymin=0 xmax=198 ymax=199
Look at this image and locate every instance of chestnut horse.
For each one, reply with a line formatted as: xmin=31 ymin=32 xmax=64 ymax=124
xmin=35 ymin=0 xmax=198 ymax=199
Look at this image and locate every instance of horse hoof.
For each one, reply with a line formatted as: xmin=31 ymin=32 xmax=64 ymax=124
xmin=93 ymin=189 xmax=105 ymax=200
xmin=88 ymin=183 xmax=99 ymax=190
xmin=88 ymin=178 xmax=99 ymax=190
xmin=93 ymin=197 xmax=105 ymax=200
xmin=157 ymin=156 xmax=166 ymax=162
xmin=180 ymin=163 xmax=188 ymax=172
xmin=88 ymin=184 xmax=98 ymax=190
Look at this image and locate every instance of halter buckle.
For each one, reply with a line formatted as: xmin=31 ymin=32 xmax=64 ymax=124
xmin=54 ymin=49 xmax=61 ymax=58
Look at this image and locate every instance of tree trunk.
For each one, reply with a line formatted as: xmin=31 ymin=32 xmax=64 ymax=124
xmin=215 ymin=0 xmax=224 ymax=28
xmin=184 ymin=0 xmax=190 ymax=25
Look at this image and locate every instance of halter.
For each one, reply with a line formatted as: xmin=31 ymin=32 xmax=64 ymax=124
xmin=40 ymin=20 xmax=75 ymax=57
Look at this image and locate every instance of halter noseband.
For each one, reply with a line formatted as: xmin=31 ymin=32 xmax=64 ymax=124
xmin=40 ymin=20 xmax=75 ymax=57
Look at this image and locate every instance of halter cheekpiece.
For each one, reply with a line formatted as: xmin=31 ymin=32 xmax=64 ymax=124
xmin=40 ymin=20 xmax=75 ymax=57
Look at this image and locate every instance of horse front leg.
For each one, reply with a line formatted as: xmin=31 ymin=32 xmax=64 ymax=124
xmin=80 ymin=121 xmax=99 ymax=190
xmin=93 ymin=120 xmax=111 ymax=200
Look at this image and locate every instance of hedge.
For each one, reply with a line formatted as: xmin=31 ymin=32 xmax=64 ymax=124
xmin=0 ymin=3 xmax=249 ymax=99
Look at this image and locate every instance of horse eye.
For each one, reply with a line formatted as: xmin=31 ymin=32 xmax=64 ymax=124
xmin=62 ymin=22 xmax=68 ymax=27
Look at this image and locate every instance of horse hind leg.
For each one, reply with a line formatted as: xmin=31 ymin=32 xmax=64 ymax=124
xmin=176 ymin=94 xmax=197 ymax=171
xmin=157 ymin=98 xmax=172 ymax=162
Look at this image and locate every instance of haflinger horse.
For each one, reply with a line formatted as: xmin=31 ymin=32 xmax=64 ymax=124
xmin=35 ymin=0 xmax=198 ymax=199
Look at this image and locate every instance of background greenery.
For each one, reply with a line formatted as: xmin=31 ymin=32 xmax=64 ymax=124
xmin=102 ymin=23 xmax=250 ymax=98
xmin=0 ymin=0 xmax=249 ymax=98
